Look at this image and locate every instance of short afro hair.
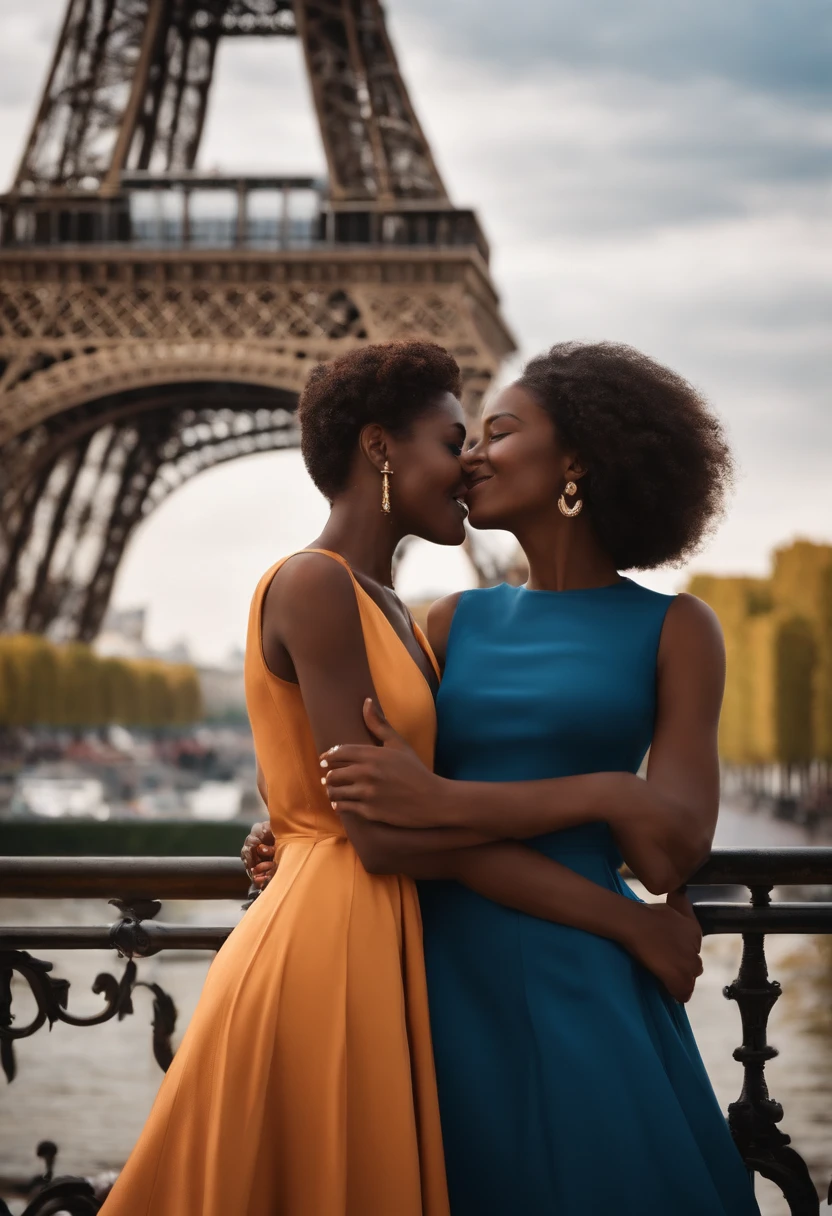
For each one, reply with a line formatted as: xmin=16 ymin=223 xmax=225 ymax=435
xmin=518 ymin=342 xmax=733 ymax=570
xmin=298 ymin=341 xmax=462 ymax=499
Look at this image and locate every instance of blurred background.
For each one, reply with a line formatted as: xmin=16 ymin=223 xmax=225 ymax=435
xmin=1 ymin=0 xmax=829 ymax=662
xmin=0 ymin=1 xmax=830 ymax=1213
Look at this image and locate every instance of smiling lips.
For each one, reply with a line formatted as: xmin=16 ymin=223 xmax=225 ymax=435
xmin=467 ymin=475 xmax=493 ymax=493
xmin=453 ymin=474 xmax=492 ymax=518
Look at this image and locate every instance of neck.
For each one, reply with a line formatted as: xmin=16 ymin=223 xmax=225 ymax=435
xmin=314 ymin=492 xmax=403 ymax=587
xmin=514 ymin=505 xmax=620 ymax=592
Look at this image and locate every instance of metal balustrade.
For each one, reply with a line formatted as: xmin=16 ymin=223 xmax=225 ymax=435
xmin=2 ymin=848 xmax=832 ymax=1214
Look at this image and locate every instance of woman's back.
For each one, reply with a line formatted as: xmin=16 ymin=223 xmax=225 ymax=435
xmin=101 ymin=550 xmax=449 ymax=1216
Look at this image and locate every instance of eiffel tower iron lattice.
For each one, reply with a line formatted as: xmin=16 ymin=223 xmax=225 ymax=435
xmin=0 ymin=0 xmax=515 ymax=641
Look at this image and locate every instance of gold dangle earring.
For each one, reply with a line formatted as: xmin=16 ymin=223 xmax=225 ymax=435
xmin=558 ymin=480 xmax=583 ymax=518
xmin=381 ymin=461 xmax=394 ymax=515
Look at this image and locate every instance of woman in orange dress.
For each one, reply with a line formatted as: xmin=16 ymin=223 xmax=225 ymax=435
xmin=102 ymin=341 xmax=701 ymax=1216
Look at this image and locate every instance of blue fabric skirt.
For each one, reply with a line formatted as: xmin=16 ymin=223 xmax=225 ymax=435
xmin=419 ymin=859 xmax=760 ymax=1216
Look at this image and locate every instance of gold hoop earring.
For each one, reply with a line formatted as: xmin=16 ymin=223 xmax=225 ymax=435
xmin=381 ymin=461 xmax=394 ymax=515
xmin=558 ymin=480 xmax=583 ymax=518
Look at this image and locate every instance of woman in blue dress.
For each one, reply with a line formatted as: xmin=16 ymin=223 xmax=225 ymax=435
xmin=316 ymin=341 xmax=760 ymax=1215
xmin=246 ymin=341 xmax=760 ymax=1213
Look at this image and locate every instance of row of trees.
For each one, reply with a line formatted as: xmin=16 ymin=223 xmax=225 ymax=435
xmin=0 ymin=634 xmax=203 ymax=729
xmin=689 ymin=540 xmax=832 ymax=781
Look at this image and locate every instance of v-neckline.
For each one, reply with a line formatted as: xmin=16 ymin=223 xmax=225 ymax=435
xmin=352 ymin=579 xmax=440 ymax=701
xmin=305 ymin=548 xmax=441 ymax=701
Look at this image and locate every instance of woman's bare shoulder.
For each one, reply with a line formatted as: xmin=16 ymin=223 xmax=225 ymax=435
xmin=263 ymin=551 xmax=362 ymax=666
xmin=662 ymin=592 xmax=724 ymax=653
xmin=658 ymin=591 xmax=725 ymax=693
xmin=268 ymin=550 xmax=352 ymax=599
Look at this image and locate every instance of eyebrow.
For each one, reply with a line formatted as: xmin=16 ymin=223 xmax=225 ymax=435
xmin=484 ymin=411 xmax=521 ymax=427
xmin=451 ymin=422 xmax=466 ymax=438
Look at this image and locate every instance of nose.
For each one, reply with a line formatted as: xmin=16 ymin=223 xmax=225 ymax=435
xmin=461 ymin=434 xmax=485 ymax=471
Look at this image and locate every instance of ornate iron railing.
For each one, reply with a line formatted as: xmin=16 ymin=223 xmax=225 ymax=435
xmin=2 ymin=848 xmax=832 ymax=1214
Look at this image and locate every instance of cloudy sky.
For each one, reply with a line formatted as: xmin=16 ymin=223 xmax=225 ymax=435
xmin=1 ymin=0 xmax=829 ymax=661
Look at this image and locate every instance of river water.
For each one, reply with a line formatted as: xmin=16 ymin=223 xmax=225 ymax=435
xmin=1 ymin=802 xmax=831 ymax=1214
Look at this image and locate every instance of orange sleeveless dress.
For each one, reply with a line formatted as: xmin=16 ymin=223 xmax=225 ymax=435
xmin=101 ymin=550 xmax=450 ymax=1216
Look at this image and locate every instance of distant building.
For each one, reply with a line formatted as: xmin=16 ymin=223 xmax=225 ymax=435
xmin=95 ymin=606 xmax=149 ymax=659
xmin=94 ymin=607 xmax=246 ymax=721
xmin=198 ymin=650 xmax=247 ymax=721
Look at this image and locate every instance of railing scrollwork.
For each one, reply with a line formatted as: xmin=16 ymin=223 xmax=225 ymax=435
xmin=722 ymin=883 xmax=820 ymax=1213
xmin=0 ymin=894 xmax=179 ymax=1086
xmin=2 ymin=850 xmax=832 ymax=1213
xmin=0 ymin=1140 xmax=104 ymax=1215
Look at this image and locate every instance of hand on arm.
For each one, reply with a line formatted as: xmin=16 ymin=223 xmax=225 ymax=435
xmin=242 ymin=788 xmax=703 ymax=1002
xmin=461 ymin=594 xmax=724 ymax=892
xmin=321 ymin=593 xmax=489 ymax=843
xmin=324 ymin=699 xmax=494 ymax=850
xmin=449 ymin=847 xmax=703 ymax=1003
xmin=318 ymin=583 xmax=705 ymax=999
xmin=249 ymin=748 xmax=704 ymax=1001
xmin=341 ymin=820 xmax=702 ymax=1004
xmin=243 ymin=583 xmax=490 ymax=885
xmin=324 ymin=595 xmax=725 ymax=895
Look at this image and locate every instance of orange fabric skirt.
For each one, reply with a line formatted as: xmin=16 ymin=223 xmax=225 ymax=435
xmin=100 ymin=834 xmax=449 ymax=1216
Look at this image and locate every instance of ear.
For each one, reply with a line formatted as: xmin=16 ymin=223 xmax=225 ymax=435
xmin=566 ymin=457 xmax=588 ymax=482
xmin=359 ymin=423 xmax=390 ymax=473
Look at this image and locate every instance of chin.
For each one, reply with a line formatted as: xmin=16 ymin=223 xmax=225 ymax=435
xmin=466 ymin=505 xmax=500 ymax=531
xmin=424 ymin=517 xmax=467 ymax=546
xmin=438 ymin=523 xmax=468 ymax=546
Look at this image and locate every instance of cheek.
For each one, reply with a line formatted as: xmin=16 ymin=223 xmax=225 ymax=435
xmin=398 ymin=462 xmax=447 ymax=510
xmin=525 ymin=458 xmax=559 ymax=501
xmin=491 ymin=441 xmax=556 ymax=500
xmin=423 ymin=454 xmax=458 ymax=493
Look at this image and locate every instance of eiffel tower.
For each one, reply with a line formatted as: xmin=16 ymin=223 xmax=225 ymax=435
xmin=0 ymin=0 xmax=515 ymax=642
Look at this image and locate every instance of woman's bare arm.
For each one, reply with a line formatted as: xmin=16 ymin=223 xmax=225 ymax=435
xmin=324 ymin=594 xmax=724 ymax=895
xmin=341 ymin=815 xmax=702 ymax=1002
xmin=440 ymin=594 xmax=723 ymax=892
xmin=241 ymin=807 xmax=703 ymax=1002
xmin=248 ymin=572 xmax=704 ymax=997
xmin=259 ymin=553 xmax=397 ymax=873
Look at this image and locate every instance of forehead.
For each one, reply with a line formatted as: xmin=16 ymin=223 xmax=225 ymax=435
xmin=424 ymin=390 xmax=465 ymax=427
xmin=480 ymin=382 xmax=543 ymax=425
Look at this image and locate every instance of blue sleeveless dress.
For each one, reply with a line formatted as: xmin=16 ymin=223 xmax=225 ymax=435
xmin=418 ymin=581 xmax=760 ymax=1216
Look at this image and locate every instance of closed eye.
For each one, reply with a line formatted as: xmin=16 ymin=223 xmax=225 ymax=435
xmin=489 ymin=432 xmax=509 ymax=442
